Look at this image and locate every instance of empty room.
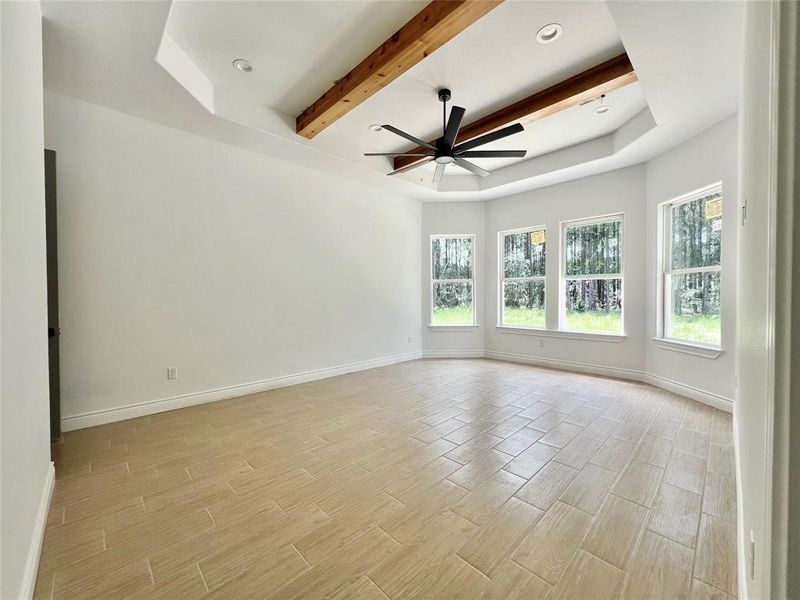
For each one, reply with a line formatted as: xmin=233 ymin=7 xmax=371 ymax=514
xmin=1 ymin=0 xmax=798 ymax=599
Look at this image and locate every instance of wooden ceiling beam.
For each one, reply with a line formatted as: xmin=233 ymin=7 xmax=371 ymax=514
xmin=393 ymin=53 xmax=638 ymax=170
xmin=295 ymin=0 xmax=503 ymax=139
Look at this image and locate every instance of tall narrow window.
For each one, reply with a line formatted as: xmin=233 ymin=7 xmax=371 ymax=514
xmin=431 ymin=235 xmax=475 ymax=326
xmin=662 ymin=185 xmax=722 ymax=346
xmin=500 ymin=227 xmax=546 ymax=328
xmin=562 ymin=215 xmax=623 ymax=334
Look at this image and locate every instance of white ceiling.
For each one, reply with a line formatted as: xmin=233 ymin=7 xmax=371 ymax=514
xmin=41 ymin=0 xmax=744 ymax=201
xmin=166 ymin=1 xmax=429 ymax=116
xmin=394 ymin=81 xmax=647 ymax=181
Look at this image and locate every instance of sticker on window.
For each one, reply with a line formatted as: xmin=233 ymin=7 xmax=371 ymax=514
xmin=530 ymin=230 xmax=546 ymax=245
xmin=705 ymin=196 xmax=722 ymax=219
xmin=712 ymin=219 xmax=722 ymax=232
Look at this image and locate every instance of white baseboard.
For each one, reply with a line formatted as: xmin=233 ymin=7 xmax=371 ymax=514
xmin=733 ymin=409 xmax=749 ymax=599
xmin=64 ymin=345 xmax=732 ymax=432
xmin=642 ymin=372 xmax=733 ymax=413
xmin=19 ymin=462 xmax=55 ymax=600
xmin=484 ymin=350 xmax=644 ymax=381
xmin=421 ymin=349 xmax=485 ymax=359
xmin=482 ymin=350 xmax=733 ymax=413
xmin=62 ymin=351 xmax=422 ymax=431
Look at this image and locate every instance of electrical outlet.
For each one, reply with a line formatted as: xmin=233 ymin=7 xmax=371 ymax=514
xmin=407 ymin=336 xmax=413 ymax=343
xmin=539 ymin=339 xmax=545 ymax=348
xmin=167 ymin=367 xmax=177 ymax=380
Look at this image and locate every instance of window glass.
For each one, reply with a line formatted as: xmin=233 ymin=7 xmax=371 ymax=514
xmin=663 ymin=188 xmax=722 ymax=346
xmin=562 ymin=216 xmax=623 ymax=334
xmin=503 ymin=232 xmax=545 ymax=278
xmin=564 ymin=220 xmax=622 ymax=276
xmin=670 ymin=193 xmax=722 ymax=270
xmin=668 ymin=272 xmax=721 ymax=346
xmin=503 ymin=280 xmax=545 ymax=328
xmin=431 ymin=236 xmax=474 ymax=326
xmin=564 ymin=279 xmax=623 ymax=333
xmin=432 ymin=237 xmax=472 ymax=280
xmin=432 ymin=282 xmax=473 ymax=325
xmin=500 ymin=228 xmax=546 ymax=328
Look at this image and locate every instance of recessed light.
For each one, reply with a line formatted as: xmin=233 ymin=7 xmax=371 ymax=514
xmin=536 ymin=23 xmax=563 ymax=44
xmin=593 ymin=94 xmax=612 ymax=114
xmin=232 ymin=59 xmax=253 ymax=73
xmin=368 ymin=124 xmax=383 ymax=133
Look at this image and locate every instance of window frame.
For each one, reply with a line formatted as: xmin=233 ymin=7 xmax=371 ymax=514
xmin=658 ymin=183 xmax=723 ymax=352
xmin=497 ymin=225 xmax=547 ymax=330
xmin=429 ymin=234 xmax=477 ymax=328
xmin=559 ymin=213 xmax=625 ymax=335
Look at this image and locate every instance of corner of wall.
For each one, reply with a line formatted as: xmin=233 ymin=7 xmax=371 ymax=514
xmin=17 ymin=463 xmax=55 ymax=600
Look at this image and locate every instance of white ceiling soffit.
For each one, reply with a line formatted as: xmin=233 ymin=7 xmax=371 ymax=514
xmin=606 ymin=0 xmax=744 ymax=140
xmin=42 ymin=1 xmax=744 ymax=202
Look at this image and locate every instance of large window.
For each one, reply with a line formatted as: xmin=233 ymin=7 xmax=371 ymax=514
xmin=561 ymin=215 xmax=623 ymax=334
xmin=431 ymin=235 xmax=475 ymax=326
xmin=500 ymin=227 xmax=546 ymax=328
xmin=662 ymin=185 xmax=722 ymax=347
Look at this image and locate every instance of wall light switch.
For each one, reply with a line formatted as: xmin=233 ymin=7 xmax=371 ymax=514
xmin=167 ymin=367 xmax=177 ymax=380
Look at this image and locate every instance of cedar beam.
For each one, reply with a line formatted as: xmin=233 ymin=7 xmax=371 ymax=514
xmin=295 ymin=0 xmax=503 ymax=139
xmin=393 ymin=52 xmax=638 ymax=170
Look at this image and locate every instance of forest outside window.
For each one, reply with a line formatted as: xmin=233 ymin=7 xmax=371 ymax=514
xmin=431 ymin=235 xmax=475 ymax=326
xmin=561 ymin=215 xmax=623 ymax=334
xmin=500 ymin=226 xmax=546 ymax=328
xmin=662 ymin=185 xmax=722 ymax=347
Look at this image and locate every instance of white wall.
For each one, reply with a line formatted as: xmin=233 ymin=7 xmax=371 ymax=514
xmin=0 ymin=2 xmax=54 ymax=599
xmin=483 ymin=165 xmax=648 ymax=375
xmin=44 ymin=93 xmax=422 ymax=428
xmin=645 ymin=115 xmax=738 ymax=402
xmin=421 ymin=202 xmax=485 ymax=357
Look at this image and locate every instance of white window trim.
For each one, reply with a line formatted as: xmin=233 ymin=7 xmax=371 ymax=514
xmin=497 ymin=225 xmax=547 ymax=330
xmin=652 ymin=337 xmax=723 ymax=358
xmin=655 ymin=182 xmax=723 ymax=354
xmin=429 ymin=234 xmax=478 ymax=328
xmin=497 ymin=326 xmax=625 ymax=343
xmin=559 ymin=213 xmax=625 ymax=335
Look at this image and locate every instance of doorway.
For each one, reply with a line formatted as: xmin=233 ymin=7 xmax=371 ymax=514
xmin=45 ymin=148 xmax=60 ymax=442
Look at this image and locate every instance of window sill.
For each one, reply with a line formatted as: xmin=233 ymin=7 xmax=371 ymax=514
xmin=428 ymin=324 xmax=480 ymax=332
xmin=496 ymin=326 xmax=626 ymax=343
xmin=652 ymin=337 xmax=723 ymax=359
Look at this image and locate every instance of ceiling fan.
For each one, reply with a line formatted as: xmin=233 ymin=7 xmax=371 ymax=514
xmin=365 ymin=89 xmax=527 ymax=183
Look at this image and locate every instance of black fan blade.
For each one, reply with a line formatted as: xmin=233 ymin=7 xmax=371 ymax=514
xmin=388 ymin=157 xmax=434 ymax=176
xmin=454 ymin=158 xmax=490 ymax=177
xmin=364 ymin=152 xmax=434 ymax=156
xmin=457 ymin=150 xmax=527 ymax=158
xmin=453 ymin=122 xmax=525 ymax=153
xmin=442 ymin=106 xmax=466 ymax=149
xmin=433 ymin=163 xmax=445 ymax=184
xmin=381 ymin=125 xmax=436 ymax=149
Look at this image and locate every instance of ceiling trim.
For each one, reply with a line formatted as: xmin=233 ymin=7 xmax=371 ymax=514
xmin=394 ymin=52 xmax=638 ymax=170
xmin=295 ymin=0 xmax=502 ymax=139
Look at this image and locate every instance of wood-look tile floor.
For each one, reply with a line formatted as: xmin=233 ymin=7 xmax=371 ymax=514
xmin=35 ymin=359 xmax=738 ymax=600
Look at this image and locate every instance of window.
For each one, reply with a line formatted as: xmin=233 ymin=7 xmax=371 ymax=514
xmin=662 ymin=185 xmax=722 ymax=347
xmin=500 ymin=227 xmax=546 ymax=328
xmin=561 ymin=215 xmax=623 ymax=334
xmin=430 ymin=235 xmax=475 ymax=326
